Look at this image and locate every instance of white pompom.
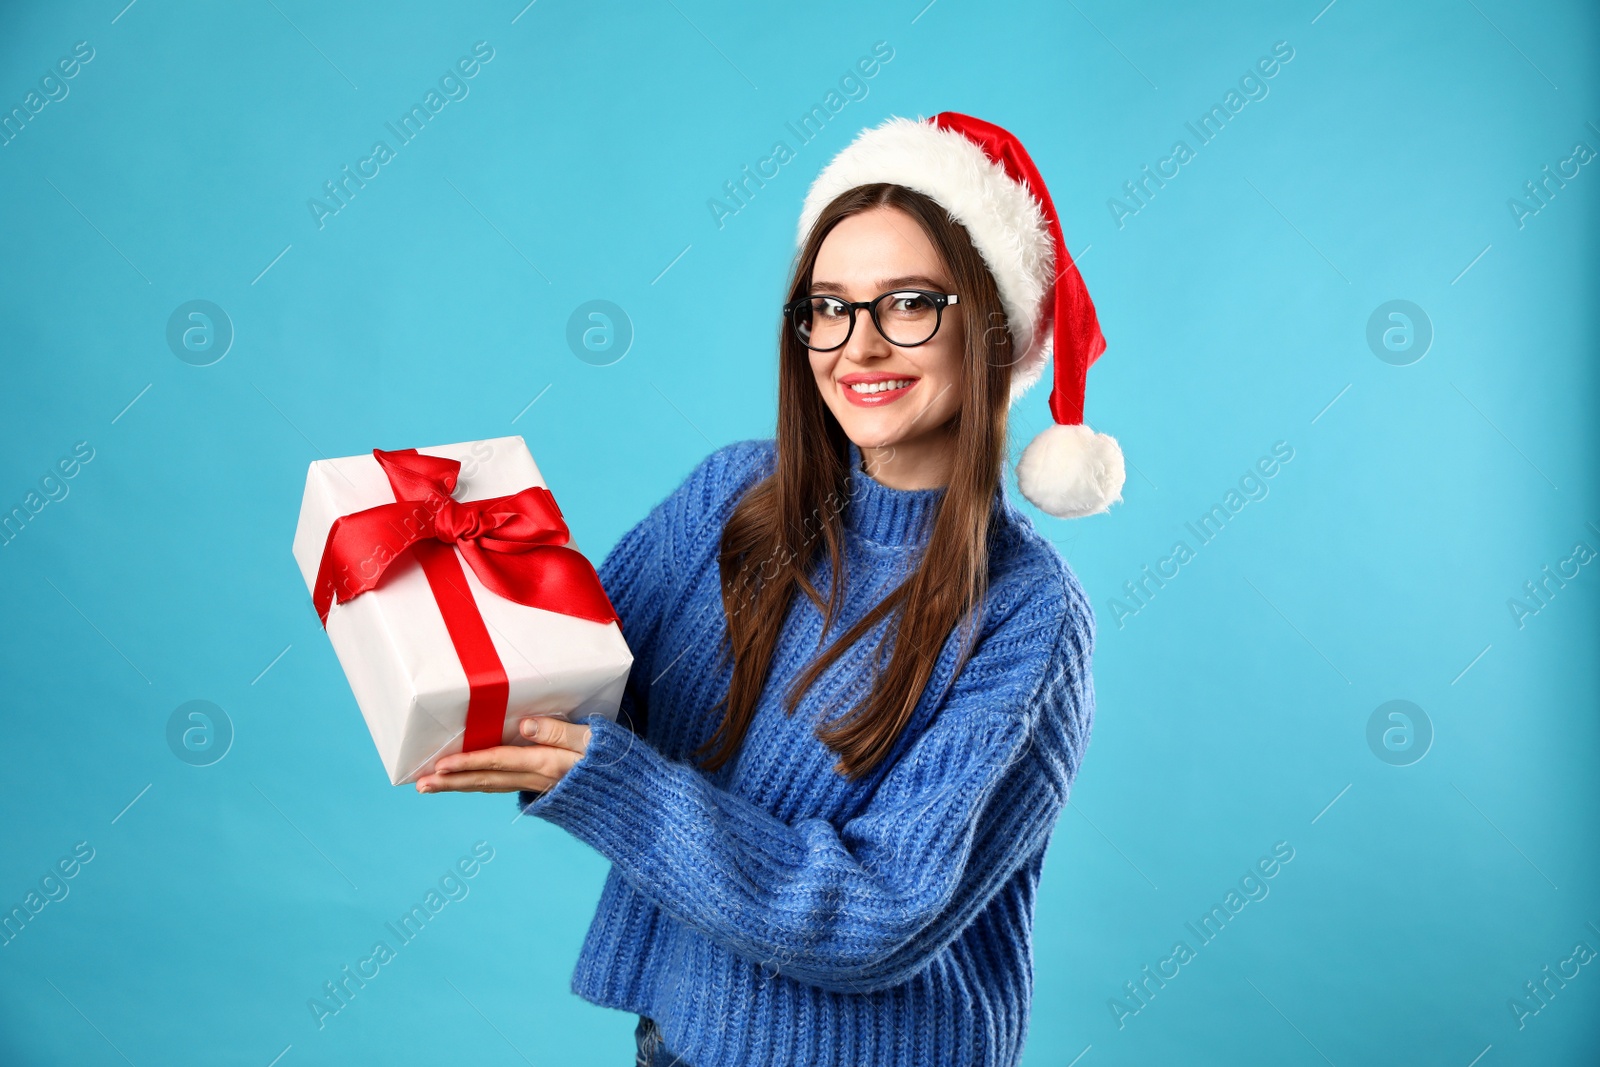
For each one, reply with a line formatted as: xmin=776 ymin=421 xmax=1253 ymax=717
xmin=1016 ymin=423 xmax=1126 ymax=519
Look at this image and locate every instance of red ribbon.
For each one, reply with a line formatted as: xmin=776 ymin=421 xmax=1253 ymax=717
xmin=313 ymin=448 xmax=618 ymax=753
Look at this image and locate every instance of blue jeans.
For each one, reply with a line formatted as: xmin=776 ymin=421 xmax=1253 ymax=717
xmin=634 ymin=1015 xmax=691 ymax=1066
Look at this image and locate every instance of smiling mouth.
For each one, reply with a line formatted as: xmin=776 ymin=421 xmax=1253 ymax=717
xmin=839 ymin=377 xmax=918 ymax=407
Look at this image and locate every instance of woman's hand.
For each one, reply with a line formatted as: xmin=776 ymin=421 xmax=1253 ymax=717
xmin=415 ymin=715 xmax=591 ymax=795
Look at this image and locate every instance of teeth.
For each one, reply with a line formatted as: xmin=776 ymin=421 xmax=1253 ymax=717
xmin=847 ymin=379 xmax=914 ymax=394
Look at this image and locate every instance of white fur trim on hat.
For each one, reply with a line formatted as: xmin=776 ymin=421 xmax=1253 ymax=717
xmin=795 ymin=116 xmax=1055 ymax=404
xmin=1016 ymin=422 xmax=1125 ymax=519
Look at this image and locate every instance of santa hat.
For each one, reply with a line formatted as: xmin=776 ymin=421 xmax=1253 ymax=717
xmin=796 ymin=111 xmax=1125 ymax=519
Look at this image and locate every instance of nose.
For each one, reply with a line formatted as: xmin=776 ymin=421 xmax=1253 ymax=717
xmin=841 ymin=301 xmax=893 ymax=363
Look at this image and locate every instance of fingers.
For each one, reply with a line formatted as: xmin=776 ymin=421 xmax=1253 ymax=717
xmin=416 ymin=725 xmax=590 ymax=797
xmin=432 ymin=744 xmax=546 ymax=776
xmin=416 ymin=769 xmax=554 ymax=794
xmin=518 ymin=714 xmax=592 ymax=755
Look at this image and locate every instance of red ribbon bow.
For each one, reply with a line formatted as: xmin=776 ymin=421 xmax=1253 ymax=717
xmin=313 ymin=448 xmax=618 ymax=753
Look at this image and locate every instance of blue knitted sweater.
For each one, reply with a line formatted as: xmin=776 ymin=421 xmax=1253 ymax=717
xmin=516 ymin=438 xmax=1096 ymax=1067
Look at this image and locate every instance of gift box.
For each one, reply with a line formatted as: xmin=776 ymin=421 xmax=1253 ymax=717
xmin=291 ymin=436 xmax=633 ymax=786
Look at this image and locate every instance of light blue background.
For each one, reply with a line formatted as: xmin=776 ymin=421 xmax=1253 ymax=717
xmin=1 ymin=1 xmax=1596 ymax=1064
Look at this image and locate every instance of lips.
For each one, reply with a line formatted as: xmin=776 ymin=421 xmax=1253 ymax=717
xmin=838 ymin=372 xmax=919 ymax=408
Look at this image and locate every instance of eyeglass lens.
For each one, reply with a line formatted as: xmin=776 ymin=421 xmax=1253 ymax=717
xmin=794 ymin=292 xmax=942 ymax=349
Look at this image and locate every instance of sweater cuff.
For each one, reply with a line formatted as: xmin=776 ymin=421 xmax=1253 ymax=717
xmin=513 ymin=713 xmax=657 ymax=836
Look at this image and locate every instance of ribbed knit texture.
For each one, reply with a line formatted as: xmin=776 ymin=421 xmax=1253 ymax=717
xmin=518 ymin=439 xmax=1096 ymax=1067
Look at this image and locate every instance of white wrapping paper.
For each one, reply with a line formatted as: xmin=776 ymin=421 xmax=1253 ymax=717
xmin=291 ymin=436 xmax=633 ymax=786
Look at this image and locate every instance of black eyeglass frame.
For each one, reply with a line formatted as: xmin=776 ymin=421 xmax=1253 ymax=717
xmin=781 ymin=289 xmax=961 ymax=352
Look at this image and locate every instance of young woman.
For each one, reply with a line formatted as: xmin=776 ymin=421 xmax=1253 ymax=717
xmin=417 ymin=113 xmax=1125 ymax=1067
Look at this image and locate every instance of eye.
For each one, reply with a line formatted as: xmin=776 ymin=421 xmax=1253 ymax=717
xmin=885 ymin=292 xmax=935 ymax=315
xmin=809 ymin=296 xmax=848 ymax=318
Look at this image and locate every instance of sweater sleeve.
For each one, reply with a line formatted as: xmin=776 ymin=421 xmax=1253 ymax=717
xmin=518 ymin=589 xmax=1091 ymax=994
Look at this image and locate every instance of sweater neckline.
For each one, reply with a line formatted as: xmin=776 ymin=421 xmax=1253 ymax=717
xmin=843 ymin=441 xmax=948 ymax=547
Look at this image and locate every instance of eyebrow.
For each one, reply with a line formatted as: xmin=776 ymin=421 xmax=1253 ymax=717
xmin=808 ymin=274 xmax=949 ymax=296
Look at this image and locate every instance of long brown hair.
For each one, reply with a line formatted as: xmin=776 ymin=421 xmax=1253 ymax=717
xmin=696 ymin=183 xmax=1016 ymax=781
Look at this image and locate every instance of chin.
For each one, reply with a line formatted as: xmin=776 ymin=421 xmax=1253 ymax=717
xmin=835 ymin=418 xmax=900 ymax=452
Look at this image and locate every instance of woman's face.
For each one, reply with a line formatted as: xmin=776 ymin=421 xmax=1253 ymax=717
xmin=806 ymin=206 xmax=965 ymax=478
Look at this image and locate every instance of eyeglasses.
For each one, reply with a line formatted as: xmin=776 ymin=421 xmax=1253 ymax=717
xmin=782 ymin=289 xmax=959 ymax=351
